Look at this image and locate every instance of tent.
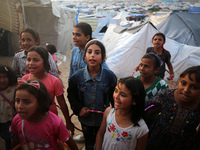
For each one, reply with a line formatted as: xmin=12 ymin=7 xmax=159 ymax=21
xmin=189 ymin=7 xmax=200 ymax=13
xmin=0 ymin=0 xmax=77 ymax=56
xmin=103 ymin=22 xmax=200 ymax=81
xmin=156 ymin=12 xmax=200 ymax=47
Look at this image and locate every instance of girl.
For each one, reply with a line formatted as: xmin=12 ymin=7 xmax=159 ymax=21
xmin=146 ymin=32 xmax=174 ymax=80
xmin=69 ymin=22 xmax=109 ymax=143
xmin=0 ymin=65 xmax=17 ymax=150
xmin=22 ymin=46 xmax=74 ymax=135
xmin=45 ymin=43 xmax=61 ymax=74
xmin=12 ymin=26 xmax=58 ymax=77
xmin=69 ymin=22 xmax=109 ymax=81
xmin=10 ymin=79 xmax=78 ymax=150
xmin=67 ymin=39 xmax=117 ymax=150
xmin=146 ymin=66 xmax=200 ymax=150
xmin=137 ymin=53 xmax=169 ymax=101
xmin=95 ymin=77 xmax=149 ymax=150
xmin=136 ymin=53 xmax=169 ymax=127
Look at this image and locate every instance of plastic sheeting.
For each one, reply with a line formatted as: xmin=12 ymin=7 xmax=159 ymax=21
xmin=104 ymin=22 xmax=200 ymax=81
xmin=157 ymin=12 xmax=200 ymax=47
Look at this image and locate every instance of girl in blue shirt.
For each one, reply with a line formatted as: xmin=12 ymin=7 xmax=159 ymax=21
xmin=67 ymin=39 xmax=117 ymax=150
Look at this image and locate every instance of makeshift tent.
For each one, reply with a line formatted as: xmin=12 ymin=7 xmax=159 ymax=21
xmin=189 ymin=7 xmax=200 ymax=13
xmin=157 ymin=12 xmax=200 ymax=47
xmin=0 ymin=0 xmax=77 ymax=55
xmin=103 ymin=22 xmax=200 ymax=81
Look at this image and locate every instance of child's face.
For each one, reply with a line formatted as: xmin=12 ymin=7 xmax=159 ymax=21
xmin=152 ymin=35 xmax=165 ymax=49
xmin=26 ymin=51 xmax=45 ymax=75
xmin=0 ymin=73 xmax=9 ymax=91
xmin=139 ymin=58 xmax=159 ymax=78
xmin=15 ymin=90 xmax=39 ymax=122
xmin=176 ymin=73 xmax=200 ymax=107
xmin=85 ymin=44 xmax=103 ymax=68
xmin=72 ymin=27 xmax=90 ymax=50
xmin=113 ymin=83 xmax=135 ymax=110
xmin=21 ymin=32 xmax=39 ymax=52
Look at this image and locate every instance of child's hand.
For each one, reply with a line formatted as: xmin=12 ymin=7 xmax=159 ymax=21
xmin=79 ymin=107 xmax=90 ymax=117
xmin=167 ymin=73 xmax=174 ymax=80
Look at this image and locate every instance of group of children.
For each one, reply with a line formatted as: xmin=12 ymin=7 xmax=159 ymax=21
xmin=0 ymin=22 xmax=199 ymax=150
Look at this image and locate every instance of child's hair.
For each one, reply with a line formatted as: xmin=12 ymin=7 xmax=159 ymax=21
xmin=180 ymin=66 xmax=200 ymax=83
xmin=27 ymin=46 xmax=50 ymax=72
xmin=84 ymin=39 xmax=106 ymax=64
xmin=74 ymin=22 xmax=92 ymax=41
xmin=142 ymin=53 xmax=161 ymax=68
xmin=152 ymin=32 xmax=166 ymax=42
xmin=20 ymin=26 xmax=40 ymax=45
xmin=0 ymin=64 xmax=17 ymax=86
xmin=14 ymin=79 xmax=52 ymax=114
xmin=46 ymin=44 xmax=57 ymax=54
xmin=117 ymin=77 xmax=146 ymax=126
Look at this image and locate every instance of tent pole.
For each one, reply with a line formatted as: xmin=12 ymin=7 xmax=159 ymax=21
xmin=20 ymin=0 xmax=27 ymax=26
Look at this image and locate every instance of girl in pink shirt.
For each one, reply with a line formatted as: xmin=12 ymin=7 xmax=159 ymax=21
xmin=22 ymin=46 xmax=74 ymax=135
xmin=10 ymin=79 xmax=78 ymax=150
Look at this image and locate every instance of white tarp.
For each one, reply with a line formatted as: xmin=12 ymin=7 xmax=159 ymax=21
xmin=104 ymin=22 xmax=200 ymax=81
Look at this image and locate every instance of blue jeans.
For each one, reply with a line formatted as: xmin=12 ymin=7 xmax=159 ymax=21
xmin=81 ymin=124 xmax=100 ymax=150
xmin=0 ymin=121 xmax=12 ymax=150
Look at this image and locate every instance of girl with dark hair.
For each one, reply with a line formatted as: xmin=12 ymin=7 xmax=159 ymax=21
xmin=68 ymin=39 xmax=117 ymax=149
xmin=12 ymin=26 xmax=58 ymax=77
xmin=137 ymin=53 xmax=169 ymax=127
xmin=95 ymin=77 xmax=149 ymax=150
xmin=69 ymin=22 xmax=109 ymax=81
xmin=22 ymin=46 xmax=74 ymax=135
xmin=10 ymin=79 xmax=78 ymax=149
xmin=0 ymin=65 xmax=17 ymax=150
xmin=146 ymin=66 xmax=200 ymax=150
xmin=146 ymin=32 xmax=174 ymax=80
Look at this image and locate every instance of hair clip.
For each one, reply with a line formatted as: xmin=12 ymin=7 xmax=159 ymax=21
xmin=4 ymin=67 xmax=8 ymax=71
xmin=17 ymin=78 xmax=40 ymax=89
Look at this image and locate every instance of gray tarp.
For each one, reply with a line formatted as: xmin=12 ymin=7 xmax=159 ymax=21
xmin=157 ymin=12 xmax=200 ymax=46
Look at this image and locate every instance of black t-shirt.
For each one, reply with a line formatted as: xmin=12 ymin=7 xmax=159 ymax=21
xmin=146 ymin=47 xmax=171 ymax=79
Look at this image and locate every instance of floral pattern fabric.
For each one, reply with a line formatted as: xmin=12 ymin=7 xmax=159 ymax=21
xmin=102 ymin=108 xmax=148 ymax=150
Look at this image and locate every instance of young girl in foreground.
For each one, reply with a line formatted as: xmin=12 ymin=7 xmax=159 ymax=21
xmin=146 ymin=66 xmax=200 ymax=150
xmin=22 ymin=46 xmax=74 ymax=134
xmin=95 ymin=77 xmax=149 ymax=150
xmin=68 ymin=39 xmax=117 ymax=149
xmin=0 ymin=65 xmax=17 ymax=150
xmin=10 ymin=79 xmax=78 ymax=149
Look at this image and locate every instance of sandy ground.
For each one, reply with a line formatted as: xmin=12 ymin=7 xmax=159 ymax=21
xmin=0 ymin=51 xmax=176 ymax=149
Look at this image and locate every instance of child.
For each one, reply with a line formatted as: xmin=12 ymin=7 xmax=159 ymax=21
xmin=10 ymin=79 xmax=78 ymax=150
xmin=146 ymin=66 xmax=200 ymax=150
xmin=146 ymin=32 xmax=174 ymax=80
xmin=95 ymin=77 xmax=149 ymax=150
xmin=69 ymin=22 xmax=109 ymax=142
xmin=22 ymin=46 xmax=74 ymax=135
xmin=69 ymin=22 xmax=109 ymax=81
xmin=136 ymin=53 xmax=169 ymax=127
xmin=67 ymin=39 xmax=117 ymax=149
xmin=137 ymin=53 xmax=169 ymax=101
xmin=45 ymin=43 xmax=61 ymax=74
xmin=12 ymin=26 xmax=58 ymax=77
xmin=0 ymin=65 xmax=17 ymax=150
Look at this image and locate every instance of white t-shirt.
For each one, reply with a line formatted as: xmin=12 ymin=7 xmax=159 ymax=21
xmin=102 ymin=108 xmax=149 ymax=150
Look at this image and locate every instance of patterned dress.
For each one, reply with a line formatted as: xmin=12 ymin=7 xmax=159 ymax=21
xmin=146 ymin=89 xmax=200 ymax=150
xmin=102 ymin=108 xmax=149 ymax=150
